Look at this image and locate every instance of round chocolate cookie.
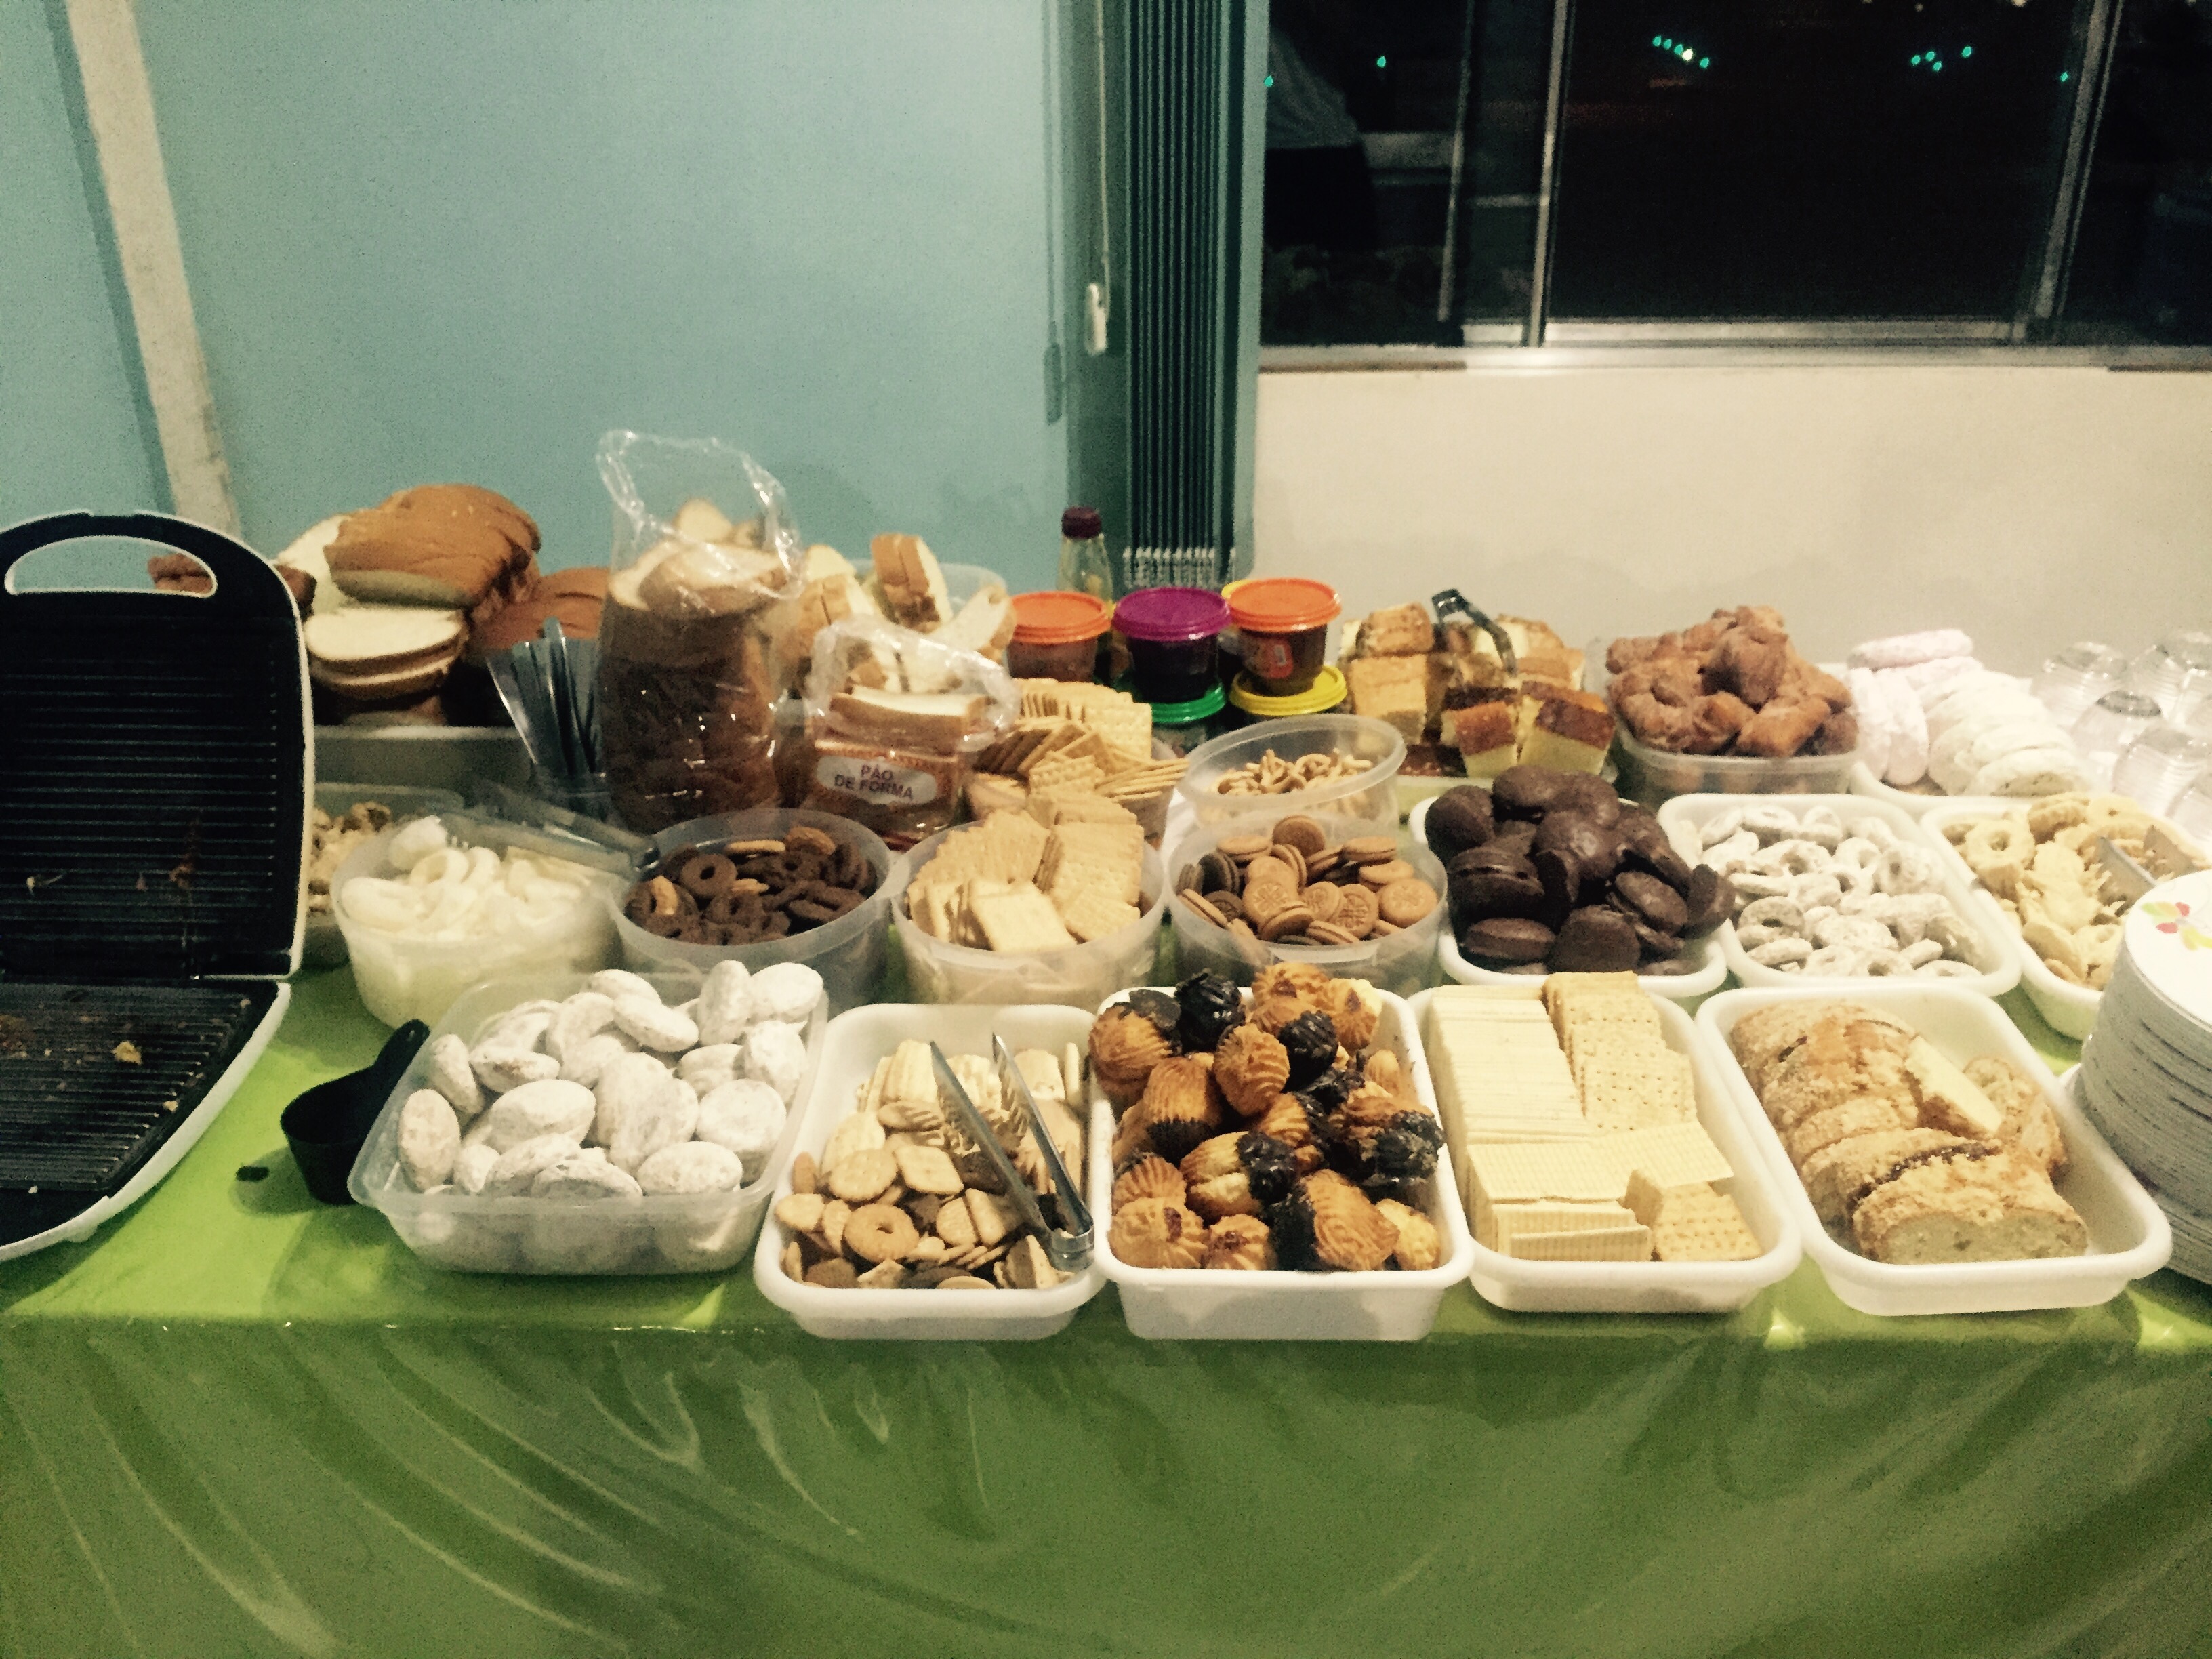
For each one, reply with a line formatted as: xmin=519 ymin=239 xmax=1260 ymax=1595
xmin=1550 ymin=906 xmax=1641 ymax=972
xmin=1618 ymin=830 xmax=1693 ymax=893
xmin=1614 ymin=870 xmax=1690 ymax=934
xmin=1532 ymin=813 xmax=1620 ymax=884
xmin=1681 ymin=865 xmax=1733 ymax=937
xmin=1533 ymin=846 xmax=1584 ymax=912
xmin=1490 ymin=765 xmax=1570 ymax=820
xmin=1423 ymin=787 xmax=1495 ymax=859
xmin=1448 ymin=861 xmax=1544 ymax=923
xmin=1460 ymin=916 xmax=1555 ymax=964
xmin=1546 ymin=772 xmax=1622 ymax=827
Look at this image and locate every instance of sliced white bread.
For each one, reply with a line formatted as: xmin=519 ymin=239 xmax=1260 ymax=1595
xmin=304 ymin=603 xmax=467 ymax=674
xmin=308 ymin=650 xmax=461 ymax=701
xmin=276 ymin=516 xmax=352 ymax=613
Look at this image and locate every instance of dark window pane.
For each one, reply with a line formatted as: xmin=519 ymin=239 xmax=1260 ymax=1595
xmin=2060 ymin=0 xmax=2212 ymax=342
xmin=1550 ymin=0 xmax=2081 ymax=320
xmin=1260 ymin=0 xmax=1548 ymax=344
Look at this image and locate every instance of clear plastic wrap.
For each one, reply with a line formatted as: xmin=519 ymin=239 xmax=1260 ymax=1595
xmin=795 ymin=616 xmax=1018 ymax=844
xmin=593 ymin=432 xmax=809 ymax=832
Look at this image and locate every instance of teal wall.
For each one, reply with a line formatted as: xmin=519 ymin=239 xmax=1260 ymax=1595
xmin=9 ymin=1 xmax=1069 ymax=591
xmin=0 ymin=0 xmax=163 ymax=531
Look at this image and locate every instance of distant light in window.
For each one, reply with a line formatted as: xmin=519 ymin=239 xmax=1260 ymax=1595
xmin=1650 ymin=35 xmax=1710 ymax=69
xmin=1699 ymin=56 xmax=1711 ymax=67
xmin=1375 ymin=55 xmax=1387 ymax=68
xmin=1263 ymin=74 xmax=1273 ymax=87
xmin=1960 ymin=45 xmax=1973 ymax=57
xmin=2060 ymin=69 xmax=2071 ymax=80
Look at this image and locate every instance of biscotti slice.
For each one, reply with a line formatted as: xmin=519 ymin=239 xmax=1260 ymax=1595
xmin=1962 ymin=1054 xmax=2068 ymax=1176
xmin=1850 ymin=1149 xmax=2088 ymax=1264
xmin=1782 ymin=1096 xmax=1919 ymax=1170
xmin=1902 ymin=1038 xmax=2007 ymax=1140
xmin=1799 ymin=1127 xmax=1975 ymax=1225
xmin=1726 ymin=1002 xmax=1837 ymax=1094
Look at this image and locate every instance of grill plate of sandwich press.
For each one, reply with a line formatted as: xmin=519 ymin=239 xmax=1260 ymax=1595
xmin=0 ymin=514 xmax=308 ymax=1259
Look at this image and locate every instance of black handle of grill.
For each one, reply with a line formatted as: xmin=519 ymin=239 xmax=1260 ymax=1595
xmin=0 ymin=512 xmax=293 ymax=619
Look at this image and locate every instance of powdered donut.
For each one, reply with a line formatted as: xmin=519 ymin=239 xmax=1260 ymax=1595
xmin=1891 ymin=655 xmax=1981 ymax=693
xmin=1847 ymin=667 xmax=1893 ymax=782
xmin=1848 ymin=629 xmax=1973 ymax=671
xmin=1876 ymin=668 xmax=1929 ymax=786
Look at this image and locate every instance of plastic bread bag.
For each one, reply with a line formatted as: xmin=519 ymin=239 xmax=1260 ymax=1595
xmin=594 ymin=432 xmax=811 ymax=832
xmin=795 ymin=616 xmax=1019 ymax=846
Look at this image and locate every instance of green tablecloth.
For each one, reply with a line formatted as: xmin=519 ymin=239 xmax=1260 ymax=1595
xmin=5 ymin=972 xmax=2211 ymax=1658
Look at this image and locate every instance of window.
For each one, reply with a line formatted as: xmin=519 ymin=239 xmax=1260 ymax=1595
xmin=1258 ymin=0 xmax=2212 ymax=348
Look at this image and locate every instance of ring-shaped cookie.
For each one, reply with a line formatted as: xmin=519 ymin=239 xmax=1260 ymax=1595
xmin=676 ymin=852 xmax=739 ymax=899
xmin=1742 ymin=806 xmax=1799 ymax=844
xmin=1804 ymin=945 xmax=1872 ymax=976
xmin=1748 ymin=937 xmax=1812 ymax=968
xmin=1961 ymin=817 xmax=2033 ymax=876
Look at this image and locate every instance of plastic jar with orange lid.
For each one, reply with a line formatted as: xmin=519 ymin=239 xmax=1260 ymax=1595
xmin=1007 ymin=590 xmax=1111 ymax=682
xmin=1225 ymin=577 xmax=1340 ymax=696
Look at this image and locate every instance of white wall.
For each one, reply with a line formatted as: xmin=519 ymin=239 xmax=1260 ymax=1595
xmin=1253 ymin=363 xmax=2212 ymax=675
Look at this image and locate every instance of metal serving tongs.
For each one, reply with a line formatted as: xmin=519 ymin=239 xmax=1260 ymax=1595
xmin=928 ymin=1040 xmax=1094 ymax=1272
xmin=1431 ymin=588 xmax=1517 ymax=676
xmin=2097 ymin=826 xmax=2209 ymax=905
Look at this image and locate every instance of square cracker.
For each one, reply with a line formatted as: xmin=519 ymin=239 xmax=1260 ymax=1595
xmin=1057 ymin=886 xmax=1143 ymax=943
xmin=969 ymin=882 xmax=1078 ymax=952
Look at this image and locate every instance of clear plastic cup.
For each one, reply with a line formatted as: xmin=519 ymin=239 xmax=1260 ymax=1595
xmin=2073 ymin=689 xmax=2167 ymax=790
xmin=2034 ymin=642 xmax=2127 ymax=729
xmin=2132 ymin=629 xmax=2212 ymax=724
xmin=2169 ymin=775 xmax=2212 ymax=846
xmin=2112 ymin=725 xmax=2212 ymax=817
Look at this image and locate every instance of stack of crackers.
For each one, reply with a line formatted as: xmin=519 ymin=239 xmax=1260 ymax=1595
xmin=906 ymin=810 xmax=1148 ymax=952
xmin=965 ymin=681 xmax=1189 ymax=842
xmin=1421 ymin=977 xmax=1761 ymax=1263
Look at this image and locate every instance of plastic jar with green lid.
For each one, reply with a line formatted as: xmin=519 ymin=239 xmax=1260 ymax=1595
xmin=1147 ymin=682 xmax=1228 ymax=756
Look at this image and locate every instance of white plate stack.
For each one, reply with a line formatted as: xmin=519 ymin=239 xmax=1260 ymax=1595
xmin=2076 ymin=869 xmax=2212 ymax=1281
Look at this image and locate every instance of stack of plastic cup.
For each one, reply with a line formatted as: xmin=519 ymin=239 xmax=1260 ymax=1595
xmin=2169 ymin=775 xmax=2212 ymax=846
xmin=2128 ymin=630 xmax=2212 ymax=722
xmin=2073 ymin=689 xmax=2167 ymax=792
xmin=2034 ymin=641 xmax=2128 ymax=729
xmin=2112 ymin=724 xmax=2212 ymax=817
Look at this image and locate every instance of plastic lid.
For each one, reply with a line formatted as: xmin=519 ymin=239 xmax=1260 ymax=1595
xmin=1061 ymin=506 xmax=1103 ymax=539
xmin=1146 ymin=682 xmax=1227 ymax=724
xmin=1228 ymin=665 xmax=1347 ymax=718
xmin=1115 ymin=586 xmax=1231 ymax=644
xmin=1227 ymin=576 xmax=1340 ymax=634
xmin=1010 ymin=589 xmax=1112 ymax=645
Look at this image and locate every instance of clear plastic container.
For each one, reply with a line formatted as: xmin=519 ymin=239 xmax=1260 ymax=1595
xmin=609 ymin=808 xmax=901 ymax=1015
xmin=1006 ymin=590 xmax=1111 ymax=682
xmin=331 ymin=812 xmax=627 ymax=1027
xmin=349 ymin=970 xmax=822 ymax=1275
xmin=1698 ymin=984 xmax=2171 ymax=1315
xmin=1410 ymin=988 xmax=1803 ymax=1314
xmin=1654 ymin=794 xmax=2019 ymax=998
xmin=1165 ymin=822 xmax=1446 ymax=997
xmin=1404 ymin=793 xmax=1727 ymax=999
xmin=751 ymin=1001 xmax=1105 ymax=1338
xmin=2033 ymin=641 xmax=2128 ymax=730
xmin=889 ymin=830 xmax=1167 ymax=1006
xmin=1175 ymin=712 xmax=1405 ymax=834
xmin=1612 ymin=725 xmax=1858 ymax=808
xmin=1115 ymin=587 xmax=1230 ymax=705
xmin=1089 ymin=986 xmax=1475 ymax=1340
xmin=1225 ymin=577 xmax=1340 ymax=696
xmin=2071 ymin=689 xmax=2166 ymax=789
xmin=304 ymin=783 xmax=464 ymax=968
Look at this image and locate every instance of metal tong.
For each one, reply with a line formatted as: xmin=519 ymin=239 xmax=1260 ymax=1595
xmin=1432 ymin=588 xmax=1517 ymax=676
xmin=928 ymin=1039 xmax=1094 ymax=1272
xmin=2097 ymin=826 xmax=2209 ymax=905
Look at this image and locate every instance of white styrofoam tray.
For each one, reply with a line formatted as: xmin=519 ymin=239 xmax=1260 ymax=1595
xmin=1919 ymin=802 xmax=2206 ymax=1042
xmin=751 ymin=1002 xmax=1105 ymax=1339
xmin=1698 ymin=984 xmax=2171 ymax=1315
xmin=1656 ymin=792 xmax=2020 ymax=998
xmin=350 ymin=970 xmax=821 ymax=1275
xmin=1408 ymin=792 xmax=1728 ymax=1000
xmin=1089 ymin=986 xmax=1476 ymax=1339
xmin=1410 ymin=986 xmax=1801 ymax=1313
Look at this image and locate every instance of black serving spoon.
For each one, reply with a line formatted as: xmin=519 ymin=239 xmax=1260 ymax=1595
xmin=280 ymin=1020 xmax=429 ymax=1205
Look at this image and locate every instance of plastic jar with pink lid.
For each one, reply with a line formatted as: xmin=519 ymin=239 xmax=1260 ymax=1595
xmin=1114 ymin=586 xmax=1231 ymax=705
xmin=1007 ymin=590 xmax=1112 ymax=682
xmin=1226 ymin=577 xmax=1340 ymax=697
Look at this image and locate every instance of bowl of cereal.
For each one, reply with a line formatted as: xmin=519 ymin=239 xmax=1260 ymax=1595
xmin=1174 ymin=714 xmax=1404 ymax=835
